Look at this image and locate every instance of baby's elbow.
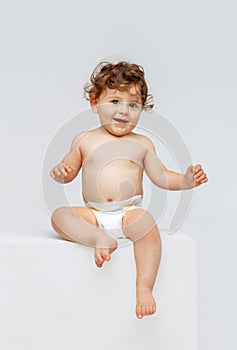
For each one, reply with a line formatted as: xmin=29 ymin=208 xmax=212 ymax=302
xmin=147 ymin=173 xmax=168 ymax=190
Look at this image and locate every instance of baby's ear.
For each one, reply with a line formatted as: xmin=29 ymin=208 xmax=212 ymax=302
xmin=142 ymin=104 xmax=154 ymax=112
xmin=90 ymin=98 xmax=98 ymax=114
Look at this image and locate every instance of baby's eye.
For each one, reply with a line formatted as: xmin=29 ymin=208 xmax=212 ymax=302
xmin=129 ymin=102 xmax=138 ymax=109
xmin=111 ymin=100 xmax=119 ymax=105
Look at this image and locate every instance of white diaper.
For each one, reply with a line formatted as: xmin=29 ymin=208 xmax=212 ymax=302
xmin=85 ymin=195 xmax=143 ymax=240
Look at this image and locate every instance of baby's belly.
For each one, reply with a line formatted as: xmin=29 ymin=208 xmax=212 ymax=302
xmin=82 ymin=164 xmax=143 ymax=203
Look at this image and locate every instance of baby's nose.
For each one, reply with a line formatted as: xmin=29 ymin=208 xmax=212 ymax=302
xmin=118 ymin=102 xmax=129 ymax=115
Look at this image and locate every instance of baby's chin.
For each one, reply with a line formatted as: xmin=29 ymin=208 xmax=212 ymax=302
xmin=102 ymin=123 xmax=136 ymax=137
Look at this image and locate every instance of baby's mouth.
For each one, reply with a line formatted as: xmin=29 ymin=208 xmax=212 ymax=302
xmin=113 ymin=118 xmax=128 ymax=123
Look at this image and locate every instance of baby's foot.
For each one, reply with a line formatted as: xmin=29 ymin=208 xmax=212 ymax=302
xmin=94 ymin=246 xmax=118 ymax=268
xmin=136 ymin=287 xmax=156 ymax=319
xmin=94 ymin=236 xmax=118 ymax=268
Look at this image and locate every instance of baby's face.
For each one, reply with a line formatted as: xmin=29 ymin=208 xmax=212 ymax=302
xmin=91 ymin=85 xmax=143 ymax=137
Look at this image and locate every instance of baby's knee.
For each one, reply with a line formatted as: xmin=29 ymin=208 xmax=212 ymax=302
xmin=51 ymin=206 xmax=68 ymax=226
xmin=51 ymin=207 xmax=76 ymax=242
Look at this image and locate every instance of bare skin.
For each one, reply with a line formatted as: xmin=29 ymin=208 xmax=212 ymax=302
xmin=123 ymin=208 xmax=161 ymax=319
xmin=51 ymin=206 xmax=119 ymax=267
xmin=50 ymin=86 xmax=208 ymax=319
xmin=51 ymin=205 xmax=161 ymax=319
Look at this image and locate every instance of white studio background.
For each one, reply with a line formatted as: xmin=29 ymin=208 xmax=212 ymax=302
xmin=0 ymin=1 xmax=236 ymax=349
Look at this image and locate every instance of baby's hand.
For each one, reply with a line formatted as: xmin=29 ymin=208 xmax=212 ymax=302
xmin=50 ymin=162 xmax=72 ymax=182
xmin=184 ymin=164 xmax=208 ymax=189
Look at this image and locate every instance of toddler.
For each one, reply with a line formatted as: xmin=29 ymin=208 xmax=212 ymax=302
xmin=50 ymin=61 xmax=208 ymax=319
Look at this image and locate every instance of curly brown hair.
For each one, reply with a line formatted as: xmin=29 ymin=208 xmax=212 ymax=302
xmin=84 ymin=61 xmax=154 ymax=110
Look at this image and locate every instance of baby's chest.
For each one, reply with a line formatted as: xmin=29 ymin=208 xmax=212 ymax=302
xmin=83 ymin=152 xmax=144 ymax=170
xmin=82 ymin=142 xmax=145 ymax=170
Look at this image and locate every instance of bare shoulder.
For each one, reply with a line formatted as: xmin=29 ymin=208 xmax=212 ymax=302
xmin=131 ymin=132 xmax=156 ymax=152
xmin=71 ymin=129 xmax=98 ymax=147
xmin=71 ymin=131 xmax=87 ymax=147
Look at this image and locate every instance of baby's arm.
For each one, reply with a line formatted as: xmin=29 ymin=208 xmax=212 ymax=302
xmin=143 ymin=137 xmax=208 ymax=190
xmin=50 ymin=133 xmax=84 ymax=184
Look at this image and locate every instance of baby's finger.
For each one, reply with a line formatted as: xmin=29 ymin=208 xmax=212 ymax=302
xmin=58 ymin=164 xmax=68 ymax=176
xmin=65 ymin=165 xmax=72 ymax=173
xmin=194 ymin=169 xmax=204 ymax=179
xmin=187 ymin=165 xmax=195 ymax=174
xmin=50 ymin=170 xmax=55 ymax=178
xmin=195 ymin=173 xmax=207 ymax=182
xmin=53 ymin=167 xmax=61 ymax=177
xmin=194 ymin=164 xmax=202 ymax=173
xmin=198 ymin=177 xmax=208 ymax=184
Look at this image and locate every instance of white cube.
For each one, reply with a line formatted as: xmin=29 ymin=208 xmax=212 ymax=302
xmin=0 ymin=230 xmax=197 ymax=350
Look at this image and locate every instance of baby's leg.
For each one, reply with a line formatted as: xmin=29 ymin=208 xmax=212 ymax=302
xmin=122 ymin=208 xmax=161 ymax=319
xmin=51 ymin=207 xmax=118 ymax=267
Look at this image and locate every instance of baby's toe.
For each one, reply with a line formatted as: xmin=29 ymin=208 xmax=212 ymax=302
xmin=101 ymin=250 xmax=111 ymax=261
xmin=95 ymin=259 xmax=103 ymax=268
xmin=94 ymin=252 xmax=103 ymax=268
xmin=136 ymin=306 xmax=143 ymax=319
xmin=148 ymin=305 xmax=155 ymax=315
xmin=136 ymin=301 xmax=156 ymax=319
xmin=136 ymin=308 xmax=143 ymax=319
xmin=104 ymin=254 xmax=111 ymax=262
